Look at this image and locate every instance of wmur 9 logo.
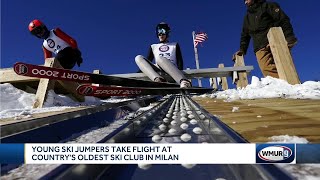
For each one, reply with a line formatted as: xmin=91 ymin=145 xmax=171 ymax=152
xmin=256 ymin=144 xmax=295 ymax=163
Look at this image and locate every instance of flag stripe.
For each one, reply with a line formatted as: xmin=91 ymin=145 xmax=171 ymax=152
xmin=194 ymin=32 xmax=208 ymax=47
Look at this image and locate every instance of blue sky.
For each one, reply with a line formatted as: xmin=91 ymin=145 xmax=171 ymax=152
xmin=1 ymin=0 xmax=320 ymax=87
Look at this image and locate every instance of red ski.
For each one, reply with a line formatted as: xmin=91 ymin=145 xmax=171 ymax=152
xmin=76 ymin=84 xmax=213 ymax=97
xmin=13 ymin=62 xmax=179 ymax=88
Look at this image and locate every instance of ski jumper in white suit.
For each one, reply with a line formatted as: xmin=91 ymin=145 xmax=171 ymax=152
xmin=135 ymin=41 xmax=188 ymax=84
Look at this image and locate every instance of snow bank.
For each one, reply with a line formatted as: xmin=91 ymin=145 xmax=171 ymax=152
xmin=268 ymin=135 xmax=309 ymax=143
xmin=0 ymin=83 xmax=35 ymax=111
xmin=200 ymin=76 xmax=320 ymax=100
xmin=0 ymin=83 xmax=132 ymax=119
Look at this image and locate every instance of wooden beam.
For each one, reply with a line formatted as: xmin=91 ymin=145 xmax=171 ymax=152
xmin=0 ymin=68 xmax=39 ymax=83
xmin=267 ymin=27 xmax=300 ymax=85
xmin=33 ymin=58 xmax=84 ymax=108
xmin=234 ymin=55 xmax=249 ymax=88
xmin=33 ymin=58 xmax=57 ymax=108
xmin=218 ymin=64 xmax=228 ymax=90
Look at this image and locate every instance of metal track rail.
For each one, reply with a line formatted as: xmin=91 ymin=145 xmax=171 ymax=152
xmin=0 ymin=96 xmax=160 ymax=175
xmin=39 ymin=95 xmax=293 ymax=180
xmin=1 ymin=96 xmax=159 ymax=143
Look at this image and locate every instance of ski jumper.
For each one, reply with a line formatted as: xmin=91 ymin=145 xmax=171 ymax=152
xmin=42 ymin=28 xmax=82 ymax=69
xmin=135 ymin=42 xmax=187 ymax=84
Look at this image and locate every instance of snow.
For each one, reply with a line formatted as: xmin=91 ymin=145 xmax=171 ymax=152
xmin=198 ymin=76 xmax=320 ymax=100
xmin=268 ymin=135 xmax=309 ymax=144
xmin=232 ymin=107 xmax=239 ymax=112
xmin=0 ymin=83 xmax=133 ymax=120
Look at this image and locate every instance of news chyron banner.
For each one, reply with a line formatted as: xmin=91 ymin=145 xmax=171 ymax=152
xmin=0 ymin=144 xmax=319 ymax=164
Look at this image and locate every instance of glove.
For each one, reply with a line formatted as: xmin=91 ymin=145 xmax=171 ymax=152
xmin=232 ymin=50 xmax=244 ymax=61
xmin=286 ymin=36 xmax=298 ymax=48
xmin=73 ymin=49 xmax=82 ymax=67
xmin=74 ymin=48 xmax=82 ymax=56
xmin=76 ymin=57 xmax=83 ymax=67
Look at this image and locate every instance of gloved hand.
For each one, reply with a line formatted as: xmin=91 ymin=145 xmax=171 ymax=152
xmin=232 ymin=50 xmax=245 ymax=61
xmin=77 ymin=57 xmax=83 ymax=67
xmin=74 ymin=48 xmax=82 ymax=56
xmin=73 ymin=49 xmax=82 ymax=67
xmin=286 ymin=36 xmax=298 ymax=48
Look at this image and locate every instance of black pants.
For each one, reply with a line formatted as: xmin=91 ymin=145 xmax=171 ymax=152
xmin=55 ymin=47 xmax=82 ymax=69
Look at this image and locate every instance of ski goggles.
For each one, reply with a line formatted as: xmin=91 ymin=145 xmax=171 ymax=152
xmin=157 ymin=28 xmax=167 ymax=36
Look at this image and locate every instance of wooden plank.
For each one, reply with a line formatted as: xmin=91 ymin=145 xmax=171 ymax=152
xmin=218 ymin=64 xmax=228 ymax=90
xmin=194 ymin=98 xmax=320 ymax=143
xmin=234 ymin=55 xmax=249 ymax=88
xmin=33 ymin=58 xmax=57 ymax=108
xmin=267 ymin=27 xmax=300 ymax=85
xmin=0 ymin=68 xmax=39 ymax=83
xmin=34 ymin=58 xmax=85 ymax=108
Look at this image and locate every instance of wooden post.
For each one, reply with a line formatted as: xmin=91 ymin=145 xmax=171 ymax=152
xmin=33 ymin=58 xmax=58 ymax=108
xmin=234 ymin=55 xmax=248 ymax=88
xmin=33 ymin=58 xmax=85 ymax=108
xmin=0 ymin=68 xmax=39 ymax=83
xmin=218 ymin=64 xmax=228 ymax=90
xmin=267 ymin=27 xmax=300 ymax=85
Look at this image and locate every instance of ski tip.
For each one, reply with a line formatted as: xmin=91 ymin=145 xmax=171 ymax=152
xmin=13 ymin=62 xmax=29 ymax=75
xmin=76 ymin=84 xmax=95 ymax=96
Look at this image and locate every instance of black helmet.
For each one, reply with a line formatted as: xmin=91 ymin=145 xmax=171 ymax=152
xmin=156 ymin=22 xmax=170 ymax=37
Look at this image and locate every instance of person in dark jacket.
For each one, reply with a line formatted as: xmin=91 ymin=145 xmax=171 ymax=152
xmin=233 ymin=0 xmax=297 ymax=78
xmin=135 ymin=22 xmax=192 ymax=88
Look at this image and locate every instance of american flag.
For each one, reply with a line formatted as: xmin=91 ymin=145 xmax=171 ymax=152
xmin=194 ymin=32 xmax=208 ymax=47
